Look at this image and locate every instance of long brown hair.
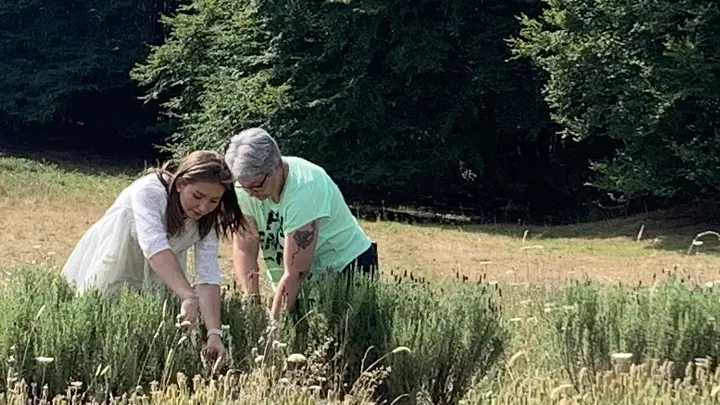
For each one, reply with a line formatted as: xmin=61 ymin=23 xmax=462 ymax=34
xmin=154 ymin=150 xmax=245 ymax=240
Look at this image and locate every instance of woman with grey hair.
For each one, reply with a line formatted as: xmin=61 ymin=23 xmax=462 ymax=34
xmin=224 ymin=127 xmax=378 ymax=323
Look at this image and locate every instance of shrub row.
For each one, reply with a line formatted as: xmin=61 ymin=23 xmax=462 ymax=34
xmin=549 ymin=275 xmax=720 ymax=383
xmin=6 ymin=266 xmax=720 ymax=404
xmin=0 ymin=267 xmax=507 ymax=405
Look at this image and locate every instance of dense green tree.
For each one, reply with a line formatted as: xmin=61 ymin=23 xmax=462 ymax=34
xmin=0 ymin=0 xmax=175 ymax=153
xmin=132 ymin=0 xmax=290 ymax=155
xmin=13 ymin=0 xmax=718 ymax=222
xmin=132 ymin=0 xmax=568 ymax=217
xmin=510 ymin=0 xmax=720 ymax=201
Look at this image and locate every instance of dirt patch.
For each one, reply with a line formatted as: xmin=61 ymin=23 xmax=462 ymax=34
xmin=0 ymin=198 xmax=105 ymax=269
xmin=359 ymin=222 xmax=720 ymax=285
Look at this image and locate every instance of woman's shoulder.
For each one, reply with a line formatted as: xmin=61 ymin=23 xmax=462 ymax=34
xmin=120 ymin=172 xmax=169 ymax=208
xmin=282 ymin=156 xmax=341 ymax=206
xmin=285 ymin=156 xmax=331 ymax=186
xmin=130 ymin=172 xmax=168 ymax=192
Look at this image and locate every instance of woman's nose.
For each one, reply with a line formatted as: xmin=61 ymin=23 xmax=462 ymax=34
xmin=198 ymin=200 xmax=212 ymax=213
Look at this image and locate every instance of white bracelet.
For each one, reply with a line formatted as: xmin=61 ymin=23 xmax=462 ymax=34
xmin=207 ymin=328 xmax=223 ymax=338
xmin=181 ymin=291 xmax=199 ymax=301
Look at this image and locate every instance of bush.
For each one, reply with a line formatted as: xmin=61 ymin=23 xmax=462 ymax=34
xmin=0 ymin=267 xmax=199 ymax=398
xmin=386 ymin=275 xmax=508 ymax=405
xmin=0 ymin=266 xmax=509 ymax=404
xmin=0 ymin=267 xmax=275 ymax=400
xmin=550 ymin=275 xmax=720 ymax=383
xmin=265 ymin=270 xmax=509 ymax=405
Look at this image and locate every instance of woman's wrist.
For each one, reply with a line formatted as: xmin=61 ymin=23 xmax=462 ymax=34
xmin=207 ymin=328 xmax=223 ymax=339
xmin=179 ymin=288 xmax=199 ymax=301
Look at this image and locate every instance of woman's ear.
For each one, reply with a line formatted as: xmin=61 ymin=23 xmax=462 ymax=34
xmin=174 ymin=177 xmax=186 ymax=193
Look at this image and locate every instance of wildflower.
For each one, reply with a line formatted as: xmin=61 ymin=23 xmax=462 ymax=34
xmin=287 ymin=353 xmax=307 ymax=363
xmin=611 ymin=352 xmax=633 ymax=361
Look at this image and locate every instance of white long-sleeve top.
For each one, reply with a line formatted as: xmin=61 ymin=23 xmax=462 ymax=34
xmin=62 ymin=173 xmax=221 ymax=294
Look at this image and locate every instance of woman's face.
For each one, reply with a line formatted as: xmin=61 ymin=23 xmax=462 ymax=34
xmin=177 ymin=181 xmax=225 ymax=220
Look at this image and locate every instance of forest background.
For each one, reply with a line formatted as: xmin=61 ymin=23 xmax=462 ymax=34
xmin=2 ymin=0 xmax=719 ymax=224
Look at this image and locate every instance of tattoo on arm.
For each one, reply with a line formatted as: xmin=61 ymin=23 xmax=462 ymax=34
xmin=291 ymin=220 xmax=317 ymax=264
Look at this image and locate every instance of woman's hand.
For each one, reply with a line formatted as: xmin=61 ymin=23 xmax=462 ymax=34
xmin=179 ymin=294 xmax=200 ymax=325
xmin=202 ymin=334 xmax=226 ymax=363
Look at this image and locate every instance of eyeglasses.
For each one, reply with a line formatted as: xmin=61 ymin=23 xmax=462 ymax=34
xmin=238 ymin=172 xmax=268 ymax=191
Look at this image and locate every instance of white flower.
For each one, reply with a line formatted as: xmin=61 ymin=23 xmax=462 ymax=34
xmin=287 ymin=353 xmax=307 ymax=363
xmin=611 ymin=352 xmax=633 ymax=361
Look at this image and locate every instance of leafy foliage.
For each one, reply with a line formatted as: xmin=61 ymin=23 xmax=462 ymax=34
xmin=7 ymin=0 xmax=720 ymax=219
xmin=0 ymin=0 xmax=175 ymax=151
xmin=510 ymin=0 xmax=720 ymax=200
xmin=131 ymin=0 xmax=562 ymax=215
xmin=131 ymin=0 xmax=291 ymax=156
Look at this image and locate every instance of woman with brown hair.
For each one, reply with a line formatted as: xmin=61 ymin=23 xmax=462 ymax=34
xmin=61 ymin=150 xmax=245 ymax=360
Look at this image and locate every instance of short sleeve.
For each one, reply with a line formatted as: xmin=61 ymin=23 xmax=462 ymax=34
xmin=283 ymin=183 xmax=331 ymax=234
xmin=129 ymin=180 xmax=172 ymax=259
xmin=193 ymin=229 xmax=222 ymax=285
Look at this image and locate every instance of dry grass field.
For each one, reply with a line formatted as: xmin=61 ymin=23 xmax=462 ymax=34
xmin=2 ymin=150 xmax=720 ymax=287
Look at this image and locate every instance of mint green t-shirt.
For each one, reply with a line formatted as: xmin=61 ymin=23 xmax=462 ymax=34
xmin=235 ymin=156 xmax=372 ymax=285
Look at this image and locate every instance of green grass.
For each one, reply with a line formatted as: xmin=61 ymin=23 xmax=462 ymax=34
xmin=0 ymin=154 xmax=139 ymax=203
xmin=3 ymin=151 xmax=718 ymax=260
xmin=0 ymin=265 xmax=507 ymax=405
xmin=3 ymin=264 xmax=720 ymax=405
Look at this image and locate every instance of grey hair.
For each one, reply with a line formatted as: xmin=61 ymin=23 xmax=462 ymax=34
xmin=224 ymin=127 xmax=282 ymax=179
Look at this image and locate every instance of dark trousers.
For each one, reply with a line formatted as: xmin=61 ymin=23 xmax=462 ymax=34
xmin=342 ymin=241 xmax=379 ymax=275
xmin=294 ymin=241 xmax=378 ymax=305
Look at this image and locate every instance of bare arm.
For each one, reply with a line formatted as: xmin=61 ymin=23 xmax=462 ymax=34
xmin=148 ymin=250 xmax=198 ymax=300
xmin=193 ymin=230 xmax=224 ymax=331
xmin=232 ymin=215 xmax=261 ymax=296
xmin=131 ymin=180 xmax=197 ymax=301
xmin=195 ymin=284 xmax=221 ymax=330
xmin=270 ymin=219 xmax=319 ymax=321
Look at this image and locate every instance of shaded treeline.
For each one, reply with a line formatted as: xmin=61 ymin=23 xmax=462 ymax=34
xmin=2 ymin=0 xmax=718 ymax=224
xmin=0 ymin=0 xmax=178 ymax=158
